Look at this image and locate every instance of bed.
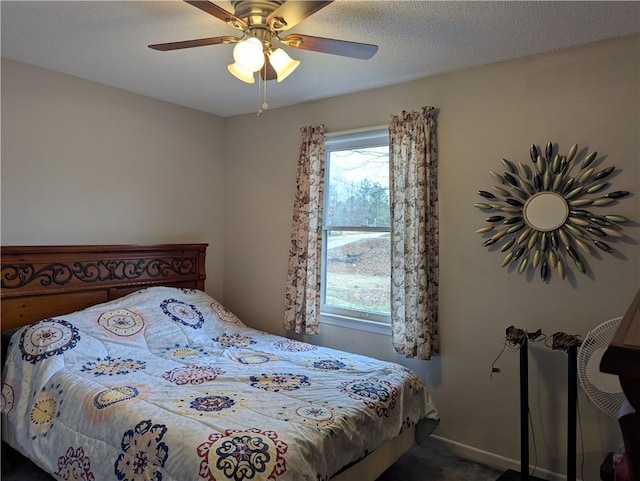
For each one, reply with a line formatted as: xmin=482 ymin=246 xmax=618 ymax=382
xmin=1 ymin=244 xmax=439 ymax=481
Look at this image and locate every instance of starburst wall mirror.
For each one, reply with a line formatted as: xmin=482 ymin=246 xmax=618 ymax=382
xmin=475 ymin=142 xmax=631 ymax=281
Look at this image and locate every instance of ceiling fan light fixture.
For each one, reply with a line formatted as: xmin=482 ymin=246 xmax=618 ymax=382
xmin=149 ymin=0 xmax=379 ymax=113
xmin=227 ymin=62 xmax=255 ymax=84
xmin=232 ymin=37 xmax=265 ymax=72
xmin=268 ymin=48 xmax=300 ymax=82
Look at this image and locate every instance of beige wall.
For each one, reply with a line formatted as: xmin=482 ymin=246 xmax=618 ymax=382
xmin=2 ymin=34 xmax=639 ymax=477
xmin=223 ymin=35 xmax=639 ymax=476
xmin=1 ymin=58 xmax=227 ymax=297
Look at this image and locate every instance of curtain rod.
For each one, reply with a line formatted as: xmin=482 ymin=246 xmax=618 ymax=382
xmin=325 ymin=125 xmax=387 ymax=139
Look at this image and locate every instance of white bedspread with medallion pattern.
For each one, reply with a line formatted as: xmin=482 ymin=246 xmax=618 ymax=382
xmin=1 ymin=286 xmax=438 ymax=481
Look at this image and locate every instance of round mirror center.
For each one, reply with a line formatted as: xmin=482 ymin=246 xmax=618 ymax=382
xmin=523 ymin=192 xmax=569 ymax=232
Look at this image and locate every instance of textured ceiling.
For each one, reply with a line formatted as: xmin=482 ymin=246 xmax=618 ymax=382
xmin=2 ymin=1 xmax=639 ymax=117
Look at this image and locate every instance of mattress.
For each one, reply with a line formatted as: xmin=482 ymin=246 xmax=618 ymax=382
xmin=1 ymin=286 xmax=438 ymax=481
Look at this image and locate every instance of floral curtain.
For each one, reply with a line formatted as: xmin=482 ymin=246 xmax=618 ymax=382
xmin=389 ymin=107 xmax=439 ymax=359
xmin=283 ymin=125 xmax=326 ymax=334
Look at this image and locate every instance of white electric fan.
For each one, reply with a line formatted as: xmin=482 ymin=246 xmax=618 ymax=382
xmin=577 ymin=317 xmax=627 ymax=418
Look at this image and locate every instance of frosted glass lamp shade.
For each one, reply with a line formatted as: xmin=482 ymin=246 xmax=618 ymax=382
xmin=233 ymin=37 xmax=265 ymax=72
xmin=227 ymin=63 xmax=255 ymax=83
xmin=268 ymin=48 xmax=300 ymax=82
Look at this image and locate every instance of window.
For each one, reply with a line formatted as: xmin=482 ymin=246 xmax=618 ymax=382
xmin=321 ymin=127 xmax=391 ymax=331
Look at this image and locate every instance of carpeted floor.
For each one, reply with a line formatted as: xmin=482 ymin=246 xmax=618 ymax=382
xmin=376 ymin=437 xmax=504 ymax=481
xmin=2 ymin=437 xmax=504 ymax=481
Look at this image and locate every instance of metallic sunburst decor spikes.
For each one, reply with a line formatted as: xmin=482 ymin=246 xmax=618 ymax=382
xmin=474 ymin=142 xmax=631 ymax=281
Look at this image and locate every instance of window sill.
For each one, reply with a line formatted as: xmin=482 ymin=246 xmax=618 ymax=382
xmin=320 ymin=312 xmax=391 ymax=335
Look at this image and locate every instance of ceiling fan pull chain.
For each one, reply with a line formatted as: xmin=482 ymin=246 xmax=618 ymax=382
xmin=262 ymin=71 xmax=269 ymax=110
xmin=257 ymin=63 xmax=269 ymax=116
xmin=256 ymin=70 xmax=262 ymax=116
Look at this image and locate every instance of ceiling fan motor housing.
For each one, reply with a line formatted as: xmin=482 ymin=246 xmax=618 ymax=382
xmin=231 ymin=1 xmax=286 ymax=28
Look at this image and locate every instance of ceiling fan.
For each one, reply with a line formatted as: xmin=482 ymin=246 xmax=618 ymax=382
xmin=149 ymin=1 xmax=379 ymax=84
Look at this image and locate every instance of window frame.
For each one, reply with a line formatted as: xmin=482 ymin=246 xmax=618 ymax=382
xmin=320 ymin=126 xmax=391 ymax=333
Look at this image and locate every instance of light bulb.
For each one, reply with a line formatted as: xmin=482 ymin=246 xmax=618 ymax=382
xmin=268 ymin=48 xmax=300 ymax=82
xmin=227 ymin=62 xmax=255 ymax=83
xmin=233 ymin=37 xmax=265 ymax=72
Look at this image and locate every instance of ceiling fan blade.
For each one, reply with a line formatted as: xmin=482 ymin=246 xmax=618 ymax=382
xmin=184 ymin=0 xmax=247 ymax=30
xmin=149 ymin=36 xmax=239 ymax=51
xmin=283 ymin=34 xmax=378 ymax=60
xmin=261 ymin=58 xmax=278 ymax=81
xmin=267 ymin=1 xmax=333 ymax=31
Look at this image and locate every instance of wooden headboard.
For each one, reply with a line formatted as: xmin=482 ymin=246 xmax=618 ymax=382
xmin=1 ymin=244 xmax=207 ymax=332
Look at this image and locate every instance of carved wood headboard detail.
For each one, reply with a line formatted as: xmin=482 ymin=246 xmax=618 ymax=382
xmin=1 ymin=244 xmax=207 ymax=333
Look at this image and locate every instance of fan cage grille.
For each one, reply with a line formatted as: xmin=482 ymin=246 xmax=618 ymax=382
xmin=577 ymin=317 xmax=626 ymax=419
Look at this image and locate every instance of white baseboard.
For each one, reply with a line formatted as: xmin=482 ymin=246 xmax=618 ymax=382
xmin=429 ymin=435 xmax=580 ymax=481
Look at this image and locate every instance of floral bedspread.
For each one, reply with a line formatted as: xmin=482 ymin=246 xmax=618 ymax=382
xmin=2 ymin=287 xmax=438 ymax=481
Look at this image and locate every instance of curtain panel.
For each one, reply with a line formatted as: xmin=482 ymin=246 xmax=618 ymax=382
xmin=389 ymin=107 xmax=439 ymax=359
xmin=283 ymin=125 xmax=326 ymax=335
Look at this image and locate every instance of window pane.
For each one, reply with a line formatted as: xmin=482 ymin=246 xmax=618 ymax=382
xmin=325 ymin=146 xmax=390 ymax=227
xmin=325 ymin=230 xmax=390 ymax=316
